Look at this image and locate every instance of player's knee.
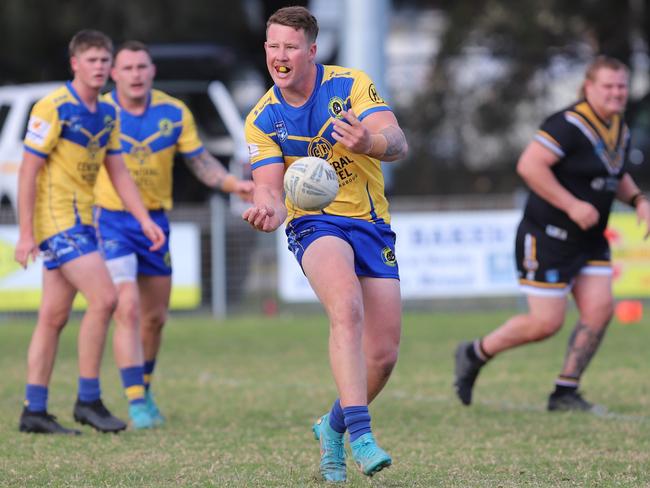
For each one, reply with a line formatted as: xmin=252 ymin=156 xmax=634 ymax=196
xmin=529 ymin=315 xmax=563 ymax=341
xmin=142 ymin=308 xmax=167 ymax=332
xmin=328 ymin=297 xmax=364 ymax=330
xmin=114 ymin=296 xmax=139 ymax=329
xmin=87 ymin=289 xmax=118 ymax=316
xmin=580 ymin=298 xmax=614 ymax=327
xmin=39 ymin=311 xmax=70 ymax=332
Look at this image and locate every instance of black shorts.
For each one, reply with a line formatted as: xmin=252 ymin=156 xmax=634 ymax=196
xmin=515 ymin=218 xmax=611 ymax=297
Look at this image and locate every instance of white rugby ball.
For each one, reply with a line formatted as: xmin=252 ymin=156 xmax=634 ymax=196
xmin=283 ymin=157 xmax=339 ymax=211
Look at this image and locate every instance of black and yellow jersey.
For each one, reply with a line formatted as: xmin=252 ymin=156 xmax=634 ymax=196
xmin=525 ymin=100 xmax=630 ymax=242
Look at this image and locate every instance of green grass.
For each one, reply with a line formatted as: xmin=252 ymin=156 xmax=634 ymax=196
xmin=0 ymin=309 xmax=649 ymax=487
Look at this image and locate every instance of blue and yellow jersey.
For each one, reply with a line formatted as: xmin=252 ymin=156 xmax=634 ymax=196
xmin=23 ymin=82 xmax=121 ymax=244
xmin=94 ymin=89 xmax=204 ymax=211
xmin=245 ymin=64 xmax=393 ymax=223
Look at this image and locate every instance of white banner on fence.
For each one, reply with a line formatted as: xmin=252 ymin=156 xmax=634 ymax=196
xmin=277 ymin=210 xmax=521 ymax=302
xmin=0 ymin=223 xmax=200 ymax=310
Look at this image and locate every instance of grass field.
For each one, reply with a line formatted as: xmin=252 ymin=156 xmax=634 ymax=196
xmin=0 ymin=309 xmax=649 ymax=487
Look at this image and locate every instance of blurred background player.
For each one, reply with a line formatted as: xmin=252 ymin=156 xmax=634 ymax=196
xmin=94 ymin=41 xmax=254 ymax=429
xmin=242 ymin=6 xmax=408 ymax=482
xmin=15 ymin=30 xmax=165 ymax=435
xmin=454 ymin=56 xmax=650 ymax=412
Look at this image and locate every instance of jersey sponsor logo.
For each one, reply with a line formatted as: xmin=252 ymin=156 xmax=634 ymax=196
xmin=25 ymin=115 xmax=51 ymax=146
xmin=545 ymin=224 xmax=568 ymax=241
xmin=274 ymin=120 xmax=288 ymax=142
xmin=590 ymin=176 xmax=619 ymax=192
xmin=381 ymin=246 xmax=396 ymax=266
xmin=368 ymin=84 xmax=385 ymax=104
xmin=328 ymin=96 xmax=345 ymax=118
xmin=308 ymin=137 xmax=333 ymax=160
xmin=158 ymin=118 xmax=173 ymax=136
xmin=331 ymin=155 xmax=358 ymax=186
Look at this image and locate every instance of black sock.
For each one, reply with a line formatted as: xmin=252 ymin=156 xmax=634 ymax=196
xmin=553 ymin=377 xmax=579 ymax=396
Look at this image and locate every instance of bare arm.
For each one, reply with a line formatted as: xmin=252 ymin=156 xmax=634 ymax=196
xmin=617 ymin=173 xmax=650 ymax=239
xmin=241 ymin=163 xmax=286 ymax=233
xmin=330 ymin=109 xmax=408 ymax=161
xmin=104 ymin=153 xmax=166 ymax=250
xmin=183 ymin=150 xmax=254 ymax=202
xmin=14 ymin=151 xmax=46 ymax=268
xmin=517 ymin=140 xmax=599 ymax=230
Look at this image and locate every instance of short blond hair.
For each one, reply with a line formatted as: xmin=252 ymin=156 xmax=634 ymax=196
xmin=267 ymin=6 xmax=319 ymax=44
xmin=580 ymin=55 xmax=629 ymax=98
xmin=69 ymin=29 xmax=113 ymax=57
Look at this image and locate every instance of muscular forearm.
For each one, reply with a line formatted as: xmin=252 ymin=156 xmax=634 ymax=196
xmin=367 ymin=125 xmax=408 ymax=161
xmin=185 ymin=150 xmax=236 ymax=191
xmin=17 ymin=163 xmax=40 ymax=238
xmin=519 ymin=164 xmax=579 ymax=214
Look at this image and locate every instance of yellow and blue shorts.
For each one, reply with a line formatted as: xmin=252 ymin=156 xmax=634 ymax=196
xmin=94 ymin=207 xmax=171 ymax=276
xmin=286 ymin=214 xmax=399 ymax=279
xmin=39 ymin=224 xmax=98 ymax=270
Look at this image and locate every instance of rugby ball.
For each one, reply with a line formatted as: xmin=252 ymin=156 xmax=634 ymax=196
xmin=283 ymin=157 xmax=339 ymax=211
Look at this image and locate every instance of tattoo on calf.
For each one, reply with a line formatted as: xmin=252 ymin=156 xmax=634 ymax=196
xmin=562 ymin=320 xmax=608 ymax=378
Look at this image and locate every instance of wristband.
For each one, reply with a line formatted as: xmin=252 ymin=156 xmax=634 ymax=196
xmin=630 ymin=191 xmax=647 ymax=208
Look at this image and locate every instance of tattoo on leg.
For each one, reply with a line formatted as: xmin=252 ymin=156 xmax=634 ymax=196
xmin=561 ymin=320 xmax=609 ymax=378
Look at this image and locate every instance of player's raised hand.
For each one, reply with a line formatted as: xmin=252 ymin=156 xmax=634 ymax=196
xmin=14 ymin=235 xmax=38 ymax=269
xmin=330 ymin=109 xmax=372 ymax=154
xmin=141 ymin=219 xmax=166 ymax=251
xmin=567 ymin=200 xmax=600 ymax=230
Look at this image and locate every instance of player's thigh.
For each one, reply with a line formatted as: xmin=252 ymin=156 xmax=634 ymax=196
xmin=360 ymin=277 xmax=401 ymax=352
xmin=301 ymin=236 xmax=363 ymax=318
xmin=572 ymin=273 xmax=613 ymax=323
xmin=138 ymin=275 xmax=172 ymax=321
xmin=60 ymin=252 xmax=117 ymax=307
xmin=38 ymin=268 xmax=77 ymax=324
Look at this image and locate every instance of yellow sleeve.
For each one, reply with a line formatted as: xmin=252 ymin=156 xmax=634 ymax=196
xmin=349 ymin=70 xmax=391 ymax=122
xmin=245 ymin=116 xmax=284 ymax=170
xmin=177 ymin=103 xmax=204 ymax=156
xmin=23 ymin=98 xmax=61 ymax=157
xmin=107 ymin=113 xmax=122 ymax=153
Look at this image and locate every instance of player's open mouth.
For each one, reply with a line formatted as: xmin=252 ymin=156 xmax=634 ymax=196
xmin=276 ymin=66 xmax=291 ymax=74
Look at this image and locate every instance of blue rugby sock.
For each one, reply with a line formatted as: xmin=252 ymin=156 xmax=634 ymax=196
xmin=119 ymin=366 xmax=146 ymax=405
xmin=328 ymin=398 xmax=346 ymax=434
xmin=25 ymin=384 xmax=48 ymax=412
xmin=144 ymin=359 xmax=156 ymax=391
xmin=78 ymin=377 xmax=101 ymax=403
xmin=343 ymin=405 xmax=371 ymax=442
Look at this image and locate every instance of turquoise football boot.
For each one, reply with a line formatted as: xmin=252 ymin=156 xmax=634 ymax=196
xmin=145 ymin=390 xmax=165 ymax=426
xmin=128 ymin=403 xmax=155 ymax=430
xmin=312 ymin=414 xmax=346 ymax=482
xmin=350 ymin=432 xmax=392 ymax=476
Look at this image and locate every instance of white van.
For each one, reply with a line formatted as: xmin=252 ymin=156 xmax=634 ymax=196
xmin=0 ymin=80 xmax=249 ymax=216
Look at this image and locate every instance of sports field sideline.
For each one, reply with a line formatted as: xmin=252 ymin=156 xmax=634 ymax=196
xmin=0 ymin=310 xmax=648 ymax=487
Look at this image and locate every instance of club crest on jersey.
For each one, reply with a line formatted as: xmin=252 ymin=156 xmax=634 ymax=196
xmin=368 ymin=84 xmax=385 ymax=104
xmin=103 ymin=114 xmax=115 ymax=130
xmin=545 ymin=269 xmax=560 ymax=283
xmin=70 ymin=115 xmax=82 ymax=132
xmin=131 ymin=144 xmax=151 ymax=165
xmin=275 ymin=120 xmax=288 ymax=142
xmin=328 ymin=97 xmax=345 ymax=118
xmin=381 ymin=247 xmax=396 ymax=267
xmin=158 ymin=118 xmax=173 ymax=136
xmin=308 ymin=137 xmax=333 ymax=160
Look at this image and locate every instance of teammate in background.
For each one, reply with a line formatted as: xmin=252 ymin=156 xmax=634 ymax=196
xmin=94 ymin=41 xmax=254 ymax=429
xmin=243 ymin=6 xmax=408 ymax=481
xmin=454 ymin=56 xmax=650 ymax=412
xmin=15 ymin=30 xmax=165 ymax=435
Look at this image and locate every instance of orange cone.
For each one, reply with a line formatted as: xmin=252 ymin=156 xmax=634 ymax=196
xmin=615 ymin=300 xmax=643 ymax=324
